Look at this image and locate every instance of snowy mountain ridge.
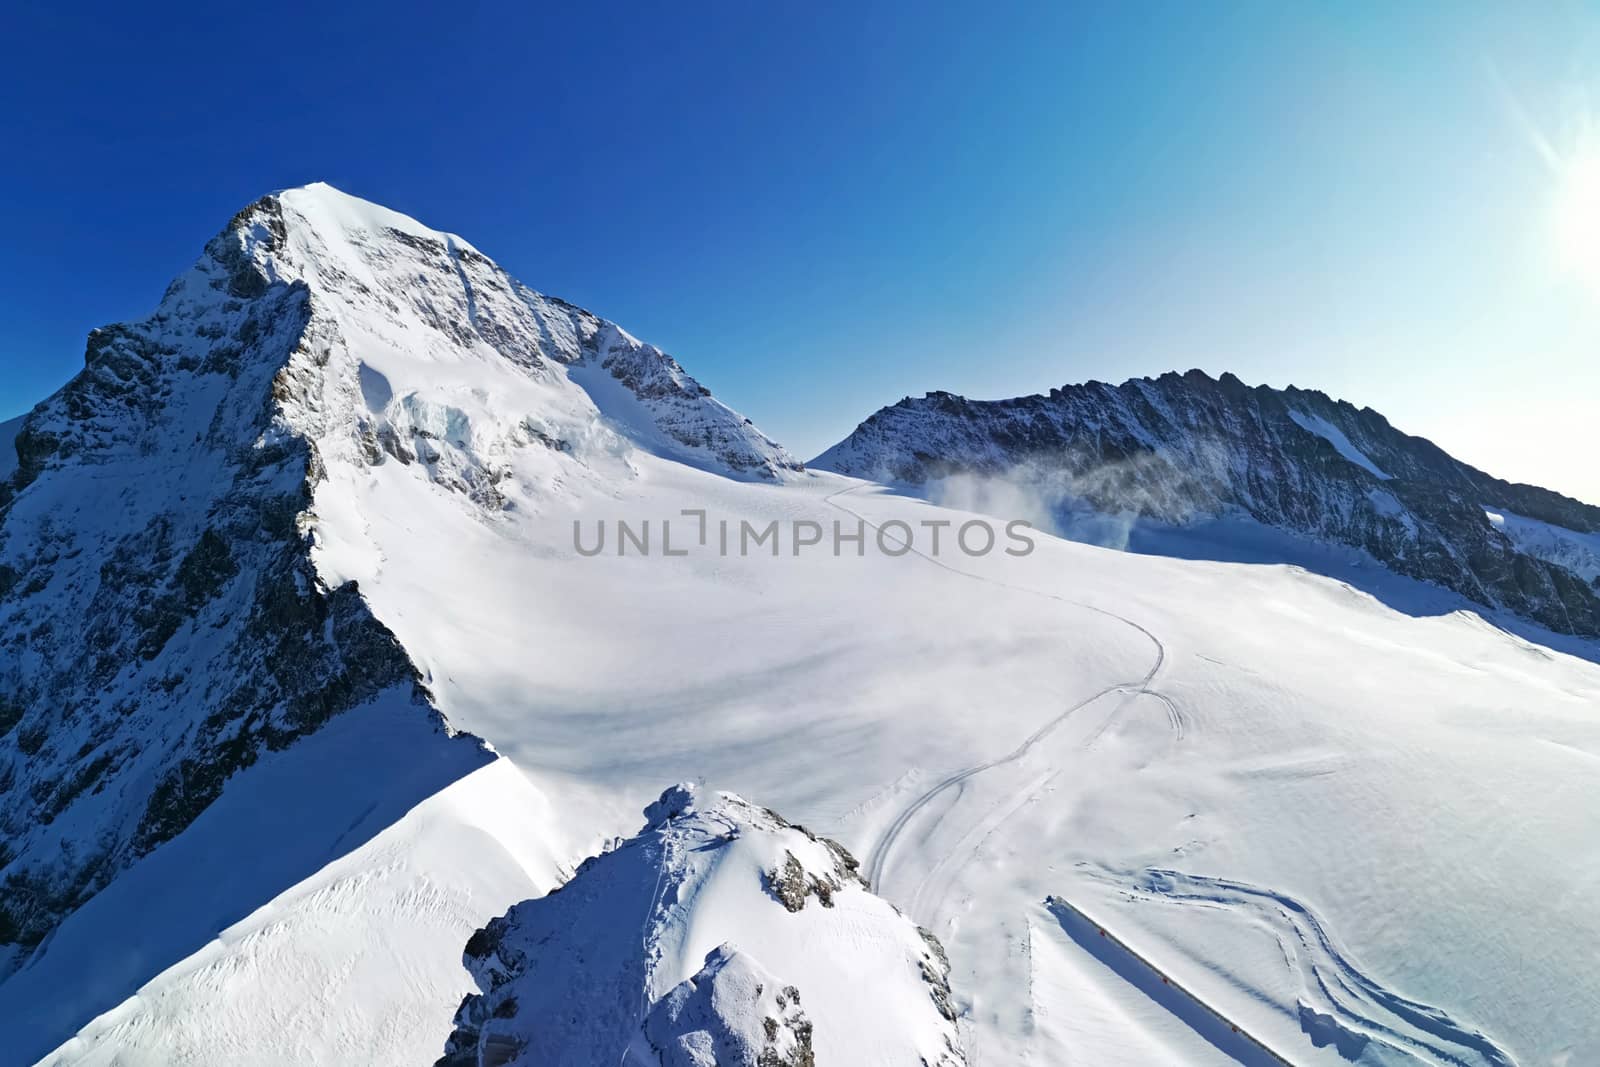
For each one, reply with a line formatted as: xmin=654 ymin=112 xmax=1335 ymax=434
xmin=814 ymin=371 xmax=1600 ymax=639
xmin=0 ymin=183 xmax=795 ymax=979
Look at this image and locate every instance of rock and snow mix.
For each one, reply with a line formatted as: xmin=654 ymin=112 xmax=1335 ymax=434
xmin=813 ymin=373 xmax=1600 ymax=638
xmin=3 ymin=185 xmax=1599 ymax=1067
xmin=1484 ymin=506 xmax=1600 ymax=585
xmin=437 ymin=784 xmax=962 ymax=1067
xmin=0 ymin=183 xmax=800 ymax=1063
xmin=0 ymin=181 xmax=798 ymax=967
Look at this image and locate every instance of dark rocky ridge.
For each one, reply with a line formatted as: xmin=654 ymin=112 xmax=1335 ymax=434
xmin=815 ymin=370 xmax=1600 ymax=638
xmin=0 ymin=196 xmax=454 ymax=962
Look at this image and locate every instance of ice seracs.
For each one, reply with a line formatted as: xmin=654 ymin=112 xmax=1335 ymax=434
xmin=437 ymin=784 xmax=964 ymax=1067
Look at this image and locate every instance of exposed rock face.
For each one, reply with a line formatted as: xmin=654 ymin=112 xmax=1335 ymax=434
xmin=0 ymin=202 xmax=433 ymax=964
xmin=437 ymin=784 xmax=963 ymax=1067
xmin=0 ymin=184 xmax=797 ymax=971
xmin=814 ymin=370 xmax=1600 ymax=638
xmin=589 ymin=324 xmax=799 ymax=479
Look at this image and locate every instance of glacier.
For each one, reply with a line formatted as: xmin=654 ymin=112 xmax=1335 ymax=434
xmin=1 ymin=185 xmax=1597 ymax=1067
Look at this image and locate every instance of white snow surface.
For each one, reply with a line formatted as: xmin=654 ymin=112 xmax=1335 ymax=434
xmin=30 ymin=724 xmax=564 ymax=1067
xmin=306 ymin=429 xmax=1600 ymax=1065
xmin=12 ymin=185 xmax=1600 ymax=1067
xmin=227 ymin=449 xmax=1600 ymax=1066
xmin=1289 ymin=409 xmax=1393 ymax=479
xmin=442 ymin=784 xmax=961 ymax=1067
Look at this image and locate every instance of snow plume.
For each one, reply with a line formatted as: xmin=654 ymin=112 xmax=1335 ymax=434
xmin=928 ymin=469 xmax=1063 ymax=538
xmin=926 ymin=445 xmax=1220 ymax=552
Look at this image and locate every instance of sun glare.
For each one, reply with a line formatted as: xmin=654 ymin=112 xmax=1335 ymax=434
xmin=1554 ymin=150 xmax=1600 ymax=289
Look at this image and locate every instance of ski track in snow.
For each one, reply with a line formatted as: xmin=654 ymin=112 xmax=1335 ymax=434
xmin=821 ymin=483 xmax=1182 ymax=896
xmin=827 ymin=480 xmax=1511 ymax=1067
xmin=1081 ymin=865 xmax=1519 ymax=1067
xmin=824 ymin=480 xmax=1194 ymax=1063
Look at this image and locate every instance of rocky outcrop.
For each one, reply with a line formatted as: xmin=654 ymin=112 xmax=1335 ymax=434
xmin=644 ymin=946 xmax=816 ymax=1067
xmin=437 ymin=784 xmax=963 ymax=1067
xmin=814 ymin=370 xmax=1600 ymax=638
xmin=588 ymin=323 xmax=800 ymax=479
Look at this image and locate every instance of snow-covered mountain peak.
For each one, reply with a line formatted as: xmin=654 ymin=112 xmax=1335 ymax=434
xmin=0 ymin=184 xmax=796 ymax=984
xmin=157 ymin=182 xmax=799 ymax=484
xmin=283 ymin=181 xmax=484 ymax=250
xmin=223 ymin=181 xmax=484 ymax=278
xmin=439 ymin=784 xmax=964 ymax=1067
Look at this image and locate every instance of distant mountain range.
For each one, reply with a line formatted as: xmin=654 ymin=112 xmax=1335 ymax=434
xmin=814 ymin=370 xmax=1600 ymax=638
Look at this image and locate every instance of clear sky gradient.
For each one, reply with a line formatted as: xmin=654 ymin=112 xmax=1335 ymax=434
xmin=2 ymin=3 xmax=1597 ymax=501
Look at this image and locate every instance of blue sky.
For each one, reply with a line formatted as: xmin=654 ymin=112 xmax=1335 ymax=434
xmin=3 ymin=3 xmax=1598 ymax=500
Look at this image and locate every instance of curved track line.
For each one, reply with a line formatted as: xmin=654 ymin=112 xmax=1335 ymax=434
xmin=867 ymin=681 xmax=1144 ymax=891
xmin=905 ymin=685 xmax=1183 ymax=929
xmin=1081 ymin=865 xmax=1519 ymax=1067
xmin=819 ymin=482 xmax=1179 ymax=893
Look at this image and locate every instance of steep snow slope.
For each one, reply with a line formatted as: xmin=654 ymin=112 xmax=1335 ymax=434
xmin=812 ymin=373 xmax=1600 ymax=638
xmin=19 ymin=712 xmax=563 ymax=1067
xmin=242 ymin=186 xmax=796 ymax=487
xmin=9 ymin=188 xmax=1600 ymax=1067
xmin=1286 ymin=409 xmax=1393 ymax=480
xmin=439 ymin=784 xmax=962 ymax=1067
